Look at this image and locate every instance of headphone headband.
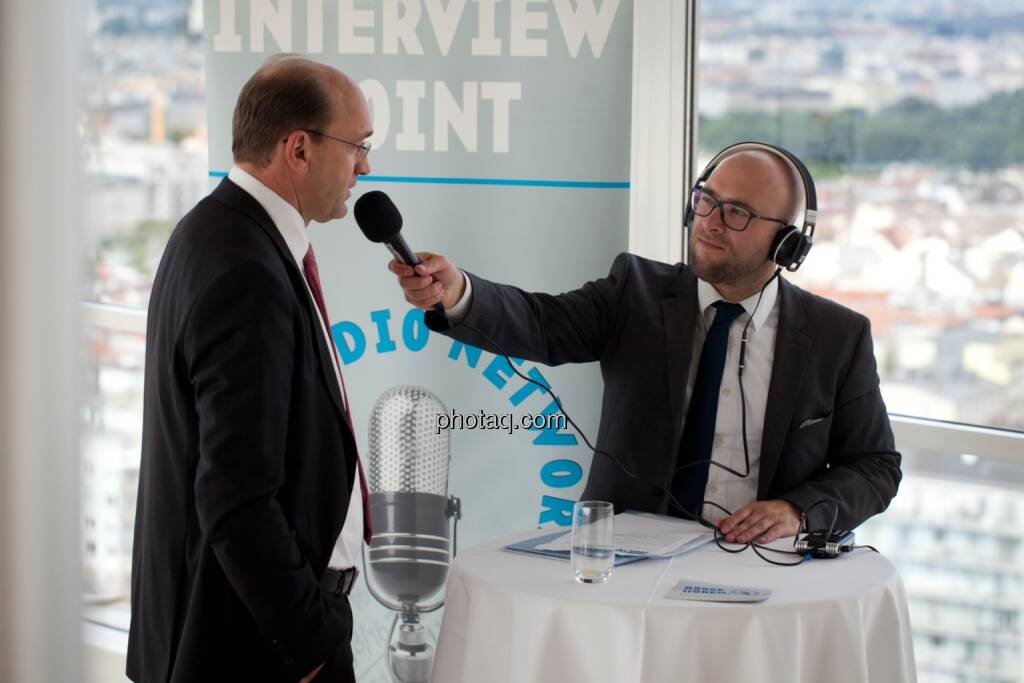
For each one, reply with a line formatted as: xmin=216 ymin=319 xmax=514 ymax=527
xmin=687 ymin=141 xmax=818 ymax=271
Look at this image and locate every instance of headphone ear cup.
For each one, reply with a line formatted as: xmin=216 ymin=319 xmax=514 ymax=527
xmin=770 ymin=226 xmax=801 ymax=268
xmin=792 ymin=234 xmax=813 ymax=269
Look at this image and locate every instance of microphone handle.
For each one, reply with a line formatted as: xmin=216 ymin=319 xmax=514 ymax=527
xmin=386 ymin=233 xmax=420 ymax=267
xmin=388 ymin=234 xmax=449 ymax=321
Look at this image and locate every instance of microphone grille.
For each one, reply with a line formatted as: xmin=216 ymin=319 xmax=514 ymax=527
xmin=367 ymin=385 xmax=450 ymax=495
xmin=354 ymin=190 xmax=403 ymax=243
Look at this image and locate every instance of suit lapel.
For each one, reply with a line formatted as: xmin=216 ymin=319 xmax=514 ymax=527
xmin=210 ymin=179 xmax=349 ymax=426
xmin=300 ymin=297 xmax=349 ymax=427
xmin=662 ymin=268 xmax=699 ymax=445
xmin=757 ymin=278 xmax=812 ymax=499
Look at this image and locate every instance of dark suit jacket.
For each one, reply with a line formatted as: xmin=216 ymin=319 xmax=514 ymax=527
xmin=128 ymin=179 xmax=358 ymax=682
xmin=447 ymin=253 xmax=901 ymax=530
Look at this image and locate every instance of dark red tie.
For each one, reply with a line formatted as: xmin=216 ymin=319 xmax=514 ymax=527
xmin=302 ymin=246 xmax=372 ymax=543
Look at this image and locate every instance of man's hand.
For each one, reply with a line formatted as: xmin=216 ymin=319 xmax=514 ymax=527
xmin=298 ymin=662 xmax=324 ymax=683
xmin=388 ymin=252 xmax=466 ymax=310
xmin=717 ymin=500 xmax=801 ymax=544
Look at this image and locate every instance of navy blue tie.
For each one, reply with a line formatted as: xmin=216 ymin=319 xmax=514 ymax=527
xmin=670 ymin=301 xmax=746 ymax=517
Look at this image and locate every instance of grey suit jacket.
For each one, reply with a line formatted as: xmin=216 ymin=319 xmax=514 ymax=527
xmin=444 ymin=252 xmax=901 ymax=530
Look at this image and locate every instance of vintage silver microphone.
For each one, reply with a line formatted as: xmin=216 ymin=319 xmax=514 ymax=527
xmin=362 ymin=385 xmax=461 ymax=683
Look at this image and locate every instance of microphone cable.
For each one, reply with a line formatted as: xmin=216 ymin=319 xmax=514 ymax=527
xmin=451 ymin=315 xmax=822 ymax=565
xmin=442 ymin=304 xmax=832 ymax=567
xmin=424 ymin=269 xmax=871 ymax=566
xmin=664 ymin=267 xmax=781 ymax=489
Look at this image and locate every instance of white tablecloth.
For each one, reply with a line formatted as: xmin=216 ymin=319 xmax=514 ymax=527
xmin=432 ymin=529 xmax=916 ymax=683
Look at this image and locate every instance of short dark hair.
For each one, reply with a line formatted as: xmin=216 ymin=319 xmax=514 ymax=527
xmin=231 ymin=55 xmax=336 ymax=167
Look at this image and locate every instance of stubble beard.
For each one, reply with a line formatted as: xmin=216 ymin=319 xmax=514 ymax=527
xmin=690 ymin=231 xmax=768 ymax=287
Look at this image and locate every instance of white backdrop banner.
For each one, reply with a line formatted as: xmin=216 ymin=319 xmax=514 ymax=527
xmin=203 ymin=1 xmax=632 ymax=678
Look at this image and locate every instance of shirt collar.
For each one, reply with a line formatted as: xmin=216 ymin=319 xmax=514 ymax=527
xmin=228 ymin=165 xmax=308 ymax=266
xmin=696 ymin=275 xmax=779 ymax=333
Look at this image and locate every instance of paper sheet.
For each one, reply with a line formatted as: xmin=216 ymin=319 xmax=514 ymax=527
xmin=536 ymin=511 xmax=714 ymax=557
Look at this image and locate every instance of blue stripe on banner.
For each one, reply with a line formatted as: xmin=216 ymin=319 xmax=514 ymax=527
xmin=207 ymin=170 xmax=628 ymax=189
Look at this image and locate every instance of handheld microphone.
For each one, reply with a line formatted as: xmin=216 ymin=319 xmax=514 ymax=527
xmin=354 ymin=190 xmax=452 ymax=331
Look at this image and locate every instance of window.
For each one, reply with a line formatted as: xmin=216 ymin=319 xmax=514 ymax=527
xmin=698 ymin=0 xmax=1024 ymax=433
xmin=697 ymin=2 xmax=1024 ymax=680
xmin=858 ymin=448 xmax=1024 ymax=681
xmin=81 ymin=0 xmax=205 ymax=625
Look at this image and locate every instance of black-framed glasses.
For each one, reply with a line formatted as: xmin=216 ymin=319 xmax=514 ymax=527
xmin=302 ymin=129 xmax=372 ymax=160
xmin=691 ymin=188 xmax=788 ymax=232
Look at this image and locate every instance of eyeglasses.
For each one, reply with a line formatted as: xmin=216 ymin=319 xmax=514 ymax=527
xmin=302 ymin=129 xmax=372 ymax=160
xmin=690 ymin=188 xmax=788 ymax=232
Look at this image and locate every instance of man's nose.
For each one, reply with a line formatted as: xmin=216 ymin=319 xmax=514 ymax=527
xmin=700 ymin=209 xmax=726 ymax=234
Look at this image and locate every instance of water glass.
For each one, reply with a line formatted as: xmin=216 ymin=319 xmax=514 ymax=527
xmin=571 ymin=501 xmax=615 ymax=583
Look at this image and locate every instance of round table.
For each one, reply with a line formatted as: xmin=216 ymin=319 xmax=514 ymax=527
xmin=431 ymin=528 xmax=917 ymax=683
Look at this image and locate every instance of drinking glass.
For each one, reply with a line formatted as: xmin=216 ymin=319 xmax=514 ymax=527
xmin=571 ymin=501 xmax=615 ymax=583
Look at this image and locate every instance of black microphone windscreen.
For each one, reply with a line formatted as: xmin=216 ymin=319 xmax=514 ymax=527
xmin=354 ymin=190 xmax=403 ymax=243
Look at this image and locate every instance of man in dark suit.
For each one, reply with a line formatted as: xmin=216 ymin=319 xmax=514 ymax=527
xmin=389 ymin=147 xmax=901 ymax=543
xmin=129 ymin=56 xmax=373 ymax=682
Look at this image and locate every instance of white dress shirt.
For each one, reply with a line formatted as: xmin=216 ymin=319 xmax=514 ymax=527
xmin=688 ymin=278 xmax=779 ymax=523
xmin=447 ymin=269 xmax=779 ymax=523
xmin=228 ymin=166 xmax=363 ymax=571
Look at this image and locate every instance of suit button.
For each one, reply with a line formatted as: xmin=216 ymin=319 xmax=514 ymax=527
xmin=722 ymin=388 xmax=731 ymax=397
xmin=708 ymin=484 xmax=718 ymax=494
xmin=283 ymin=656 xmax=294 ymax=665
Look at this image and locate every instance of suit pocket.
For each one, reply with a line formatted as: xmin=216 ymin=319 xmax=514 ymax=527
xmin=788 ymin=409 xmax=833 ymax=447
xmin=793 ymin=411 xmax=833 ymax=432
xmin=781 ymin=412 xmax=834 ymax=484
xmin=316 ymin=596 xmax=355 ymax=683
xmin=323 ymin=590 xmax=354 ymax=644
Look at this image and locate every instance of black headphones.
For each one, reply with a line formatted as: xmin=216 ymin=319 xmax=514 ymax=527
xmin=685 ymin=141 xmax=818 ymax=272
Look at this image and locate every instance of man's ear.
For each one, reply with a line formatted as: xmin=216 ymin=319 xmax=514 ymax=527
xmin=283 ymin=130 xmax=310 ymax=173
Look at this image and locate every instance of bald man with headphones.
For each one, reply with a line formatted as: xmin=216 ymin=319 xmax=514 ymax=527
xmin=390 ymin=142 xmax=901 ymax=543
